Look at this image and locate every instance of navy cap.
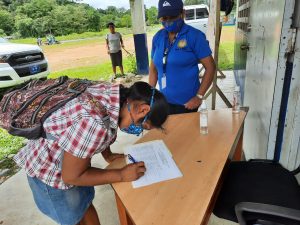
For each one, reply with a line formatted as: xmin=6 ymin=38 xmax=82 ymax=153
xmin=157 ymin=0 xmax=184 ymax=19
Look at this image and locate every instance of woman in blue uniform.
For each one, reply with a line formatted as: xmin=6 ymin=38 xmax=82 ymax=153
xmin=149 ymin=0 xmax=216 ymax=114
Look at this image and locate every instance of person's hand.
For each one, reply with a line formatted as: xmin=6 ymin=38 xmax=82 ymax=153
xmin=120 ymin=162 xmax=146 ymax=182
xmin=184 ymin=96 xmax=202 ymax=110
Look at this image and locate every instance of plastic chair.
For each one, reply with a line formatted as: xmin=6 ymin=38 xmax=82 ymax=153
xmin=213 ymin=160 xmax=300 ymax=225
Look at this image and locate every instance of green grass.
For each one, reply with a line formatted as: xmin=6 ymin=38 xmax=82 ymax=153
xmin=218 ymin=41 xmax=234 ymax=70
xmin=49 ymin=56 xmax=136 ymax=80
xmin=49 ymin=41 xmax=234 ymax=81
xmin=10 ymin=25 xmax=161 ymax=45
xmin=41 ymin=38 xmax=104 ymax=51
xmin=0 ymin=129 xmax=25 ymax=161
xmin=49 ymin=61 xmax=113 ymax=80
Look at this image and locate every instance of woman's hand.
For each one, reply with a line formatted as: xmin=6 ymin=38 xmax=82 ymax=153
xmin=102 ymin=148 xmax=125 ymax=163
xmin=120 ymin=162 xmax=146 ymax=181
xmin=184 ymin=96 xmax=202 ymax=110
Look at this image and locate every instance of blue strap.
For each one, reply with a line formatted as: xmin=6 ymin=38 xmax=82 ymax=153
xmin=163 ymin=33 xmax=178 ymax=76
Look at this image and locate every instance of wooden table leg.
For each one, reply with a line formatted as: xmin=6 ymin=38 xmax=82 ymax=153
xmin=115 ymin=192 xmax=134 ymax=225
xmin=233 ymin=129 xmax=244 ymax=161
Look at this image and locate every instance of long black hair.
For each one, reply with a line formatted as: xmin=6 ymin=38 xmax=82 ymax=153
xmin=120 ymin=82 xmax=169 ymax=129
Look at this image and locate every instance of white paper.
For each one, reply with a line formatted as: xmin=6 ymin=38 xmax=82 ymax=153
xmin=124 ymin=140 xmax=183 ymax=188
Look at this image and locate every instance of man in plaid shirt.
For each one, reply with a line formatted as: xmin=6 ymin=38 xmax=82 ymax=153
xmin=14 ymin=81 xmax=169 ymax=225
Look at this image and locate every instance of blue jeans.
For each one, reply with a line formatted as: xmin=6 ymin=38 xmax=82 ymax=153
xmin=27 ymin=176 xmax=94 ymax=225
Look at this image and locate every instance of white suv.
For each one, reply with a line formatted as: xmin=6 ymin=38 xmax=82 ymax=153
xmin=0 ymin=37 xmax=49 ymax=89
xmin=184 ymin=4 xmax=209 ymax=34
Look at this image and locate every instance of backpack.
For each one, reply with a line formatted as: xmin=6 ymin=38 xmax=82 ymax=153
xmin=0 ymin=76 xmax=100 ymax=139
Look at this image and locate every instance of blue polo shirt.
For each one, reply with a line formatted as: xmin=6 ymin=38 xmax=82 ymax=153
xmin=151 ymin=23 xmax=212 ymax=105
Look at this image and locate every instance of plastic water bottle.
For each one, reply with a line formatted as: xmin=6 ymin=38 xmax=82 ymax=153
xmin=199 ymin=100 xmax=208 ymax=135
xmin=232 ymin=86 xmax=241 ymax=113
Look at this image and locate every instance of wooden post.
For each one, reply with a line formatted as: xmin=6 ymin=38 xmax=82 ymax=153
xmin=205 ymin=0 xmax=232 ymax=109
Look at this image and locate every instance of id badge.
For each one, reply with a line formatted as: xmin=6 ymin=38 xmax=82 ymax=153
xmin=162 ymin=75 xmax=167 ymax=89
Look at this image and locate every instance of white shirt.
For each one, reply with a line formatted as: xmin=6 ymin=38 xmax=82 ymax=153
xmin=106 ymin=32 xmax=122 ymax=53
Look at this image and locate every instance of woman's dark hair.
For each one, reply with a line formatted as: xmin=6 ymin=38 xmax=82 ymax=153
xmin=107 ymin=22 xmax=115 ymax=28
xmin=120 ymin=82 xmax=169 ymax=129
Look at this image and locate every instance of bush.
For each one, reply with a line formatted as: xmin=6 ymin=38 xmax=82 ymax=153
xmin=0 ymin=129 xmax=25 ymax=161
xmin=126 ymin=53 xmax=137 ymax=74
xmin=0 ymin=29 xmax=6 ymax=36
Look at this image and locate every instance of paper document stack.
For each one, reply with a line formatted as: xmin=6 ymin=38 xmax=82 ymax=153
xmin=124 ymin=140 xmax=183 ymax=188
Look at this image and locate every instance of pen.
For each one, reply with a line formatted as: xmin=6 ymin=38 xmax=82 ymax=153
xmin=127 ymin=154 xmax=137 ymax=163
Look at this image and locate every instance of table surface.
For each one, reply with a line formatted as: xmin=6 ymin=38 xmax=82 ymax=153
xmin=110 ymin=109 xmax=247 ymax=225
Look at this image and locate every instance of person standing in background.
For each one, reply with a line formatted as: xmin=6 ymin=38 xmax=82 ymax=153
xmin=149 ymin=0 xmax=216 ymax=114
xmin=106 ymin=22 xmax=125 ymax=81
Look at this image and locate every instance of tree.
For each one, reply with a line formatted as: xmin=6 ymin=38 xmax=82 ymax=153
xmin=146 ymin=6 xmax=158 ymax=25
xmin=120 ymin=14 xmax=131 ymax=28
xmin=0 ymin=0 xmax=134 ymax=38
xmin=16 ymin=0 xmax=56 ymax=19
xmin=14 ymin=15 xmax=34 ymax=37
xmin=0 ymin=28 xmax=6 ymax=36
xmin=184 ymin=0 xmax=209 ymax=5
xmin=0 ymin=9 xmax=14 ymax=35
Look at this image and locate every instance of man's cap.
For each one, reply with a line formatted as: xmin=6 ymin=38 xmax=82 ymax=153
xmin=157 ymin=0 xmax=184 ymax=19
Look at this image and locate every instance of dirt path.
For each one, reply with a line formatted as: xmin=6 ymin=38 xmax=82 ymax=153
xmin=43 ymin=27 xmax=234 ymax=72
xmin=43 ymin=35 xmax=153 ymax=72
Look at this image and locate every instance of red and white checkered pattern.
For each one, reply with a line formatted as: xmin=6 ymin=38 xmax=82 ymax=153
xmin=14 ymin=83 xmax=120 ymax=189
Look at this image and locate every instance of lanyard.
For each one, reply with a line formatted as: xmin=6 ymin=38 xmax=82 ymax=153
xmin=163 ymin=33 xmax=178 ymax=77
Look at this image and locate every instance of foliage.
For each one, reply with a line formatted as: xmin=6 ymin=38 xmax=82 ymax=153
xmin=0 ymin=9 xmax=14 ymax=35
xmin=184 ymin=0 xmax=209 ymax=5
xmin=0 ymin=28 xmax=6 ymax=36
xmin=0 ymin=128 xmax=25 ymax=161
xmin=146 ymin=7 xmax=158 ymax=25
xmin=126 ymin=52 xmax=137 ymax=74
xmin=0 ymin=0 xmax=159 ymax=38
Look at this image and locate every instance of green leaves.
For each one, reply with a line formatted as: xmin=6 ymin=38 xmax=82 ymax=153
xmin=0 ymin=0 xmax=161 ymax=38
xmin=0 ymin=128 xmax=25 ymax=161
xmin=0 ymin=9 xmax=14 ymax=35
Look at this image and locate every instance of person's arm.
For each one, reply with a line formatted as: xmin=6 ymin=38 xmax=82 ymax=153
xmin=149 ymin=60 xmax=158 ymax=87
xmin=101 ymin=146 xmax=124 ymax=163
xmin=106 ymin=36 xmax=110 ymax=54
xmin=184 ymin=56 xmax=216 ymax=109
xmin=120 ymin=35 xmax=124 ymax=48
xmin=62 ymin=151 xmax=146 ymax=186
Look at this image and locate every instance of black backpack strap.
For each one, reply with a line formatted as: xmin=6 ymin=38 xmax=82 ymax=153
xmin=12 ymin=76 xmax=68 ymax=119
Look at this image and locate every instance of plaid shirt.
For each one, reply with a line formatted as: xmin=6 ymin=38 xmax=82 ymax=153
xmin=14 ymin=82 xmax=120 ymax=189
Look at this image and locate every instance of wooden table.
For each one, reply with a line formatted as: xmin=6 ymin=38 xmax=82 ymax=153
xmin=109 ymin=109 xmax=247 ymax=225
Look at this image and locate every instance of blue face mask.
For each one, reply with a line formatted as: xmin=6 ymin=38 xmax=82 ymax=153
xmin=162 ymin=18 xmax=184 ymax=33
xmin=121 ymin=89 xmax=155 ymax=136
xmin=121 ymin=104 xmax=147 ymax=136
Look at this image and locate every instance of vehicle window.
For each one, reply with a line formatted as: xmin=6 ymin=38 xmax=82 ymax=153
xmin=185 ymin=9 xmax=195 ymax=20
xmin=196 ymin=8 xmax=209 ymax=19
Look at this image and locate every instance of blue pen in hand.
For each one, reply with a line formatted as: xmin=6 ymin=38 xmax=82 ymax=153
xmin=127 ymin=154 xmax=137 ymax=163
